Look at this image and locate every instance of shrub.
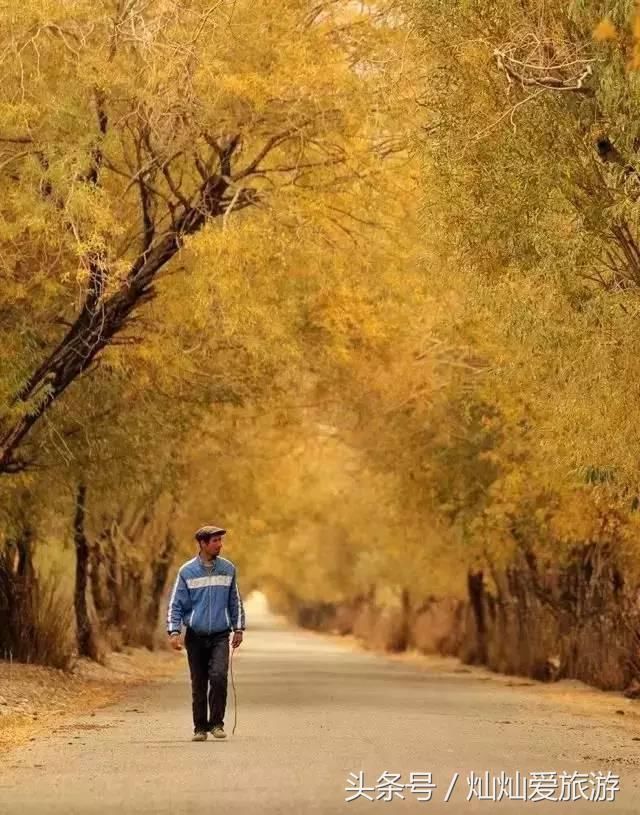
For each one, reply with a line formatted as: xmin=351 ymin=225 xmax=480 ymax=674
xmin=0 ymin=550 xmax=74 ymax=670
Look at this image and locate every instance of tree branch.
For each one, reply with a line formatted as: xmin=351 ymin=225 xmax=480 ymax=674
xmin=0 ymin=137 xmax=247 ymax=473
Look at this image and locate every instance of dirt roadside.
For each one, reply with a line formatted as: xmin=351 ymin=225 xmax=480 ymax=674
xmin=0 ymin=648 xmax=182 ymax=752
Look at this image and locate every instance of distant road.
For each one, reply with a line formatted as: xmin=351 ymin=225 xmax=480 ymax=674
xmin=1 ymin=592 xmax=639 ymax=813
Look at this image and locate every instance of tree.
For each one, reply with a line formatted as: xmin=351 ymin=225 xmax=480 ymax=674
xmin=0 ymin=0 xmax=417 ymax=473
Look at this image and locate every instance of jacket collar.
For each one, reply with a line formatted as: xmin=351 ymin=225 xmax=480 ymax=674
xmin=198 ymin=554 xmax=217 ymax=571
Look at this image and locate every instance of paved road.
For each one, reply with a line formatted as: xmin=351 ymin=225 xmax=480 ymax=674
xmin=2 ymin=594 xmax=640 ymax=813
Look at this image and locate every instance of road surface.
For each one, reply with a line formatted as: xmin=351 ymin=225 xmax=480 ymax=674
xmin=1 ymin=593 xmax=640 ymax=813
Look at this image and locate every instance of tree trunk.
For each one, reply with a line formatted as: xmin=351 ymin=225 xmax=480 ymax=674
xmin=0 ymin=139 xmax=241 ymax=475
xmin=145 ymin=528 xmax=176 ymax=646
xmin=89 ymin=534 xmax=110 ymax=623
xmin=14 ymin=522 xmax=36 ymax=583
xmin=0 ymin=521 xmax=37 ymax=661
xmin=104 ymin=531 xmax=124 ymax=628
xmin=122 ymin=571 xmax=144 ymax=646
xmin=73 ymin=483 xmax=99 ymax=660
xmin=396 ymin=587 xmax=411 ymax=652
xmin=467 ymin=570 xmax=487 ymax=664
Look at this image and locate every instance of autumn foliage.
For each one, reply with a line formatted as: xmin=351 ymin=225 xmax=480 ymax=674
xmin=3 ymin=0 xmax=640 ymax=692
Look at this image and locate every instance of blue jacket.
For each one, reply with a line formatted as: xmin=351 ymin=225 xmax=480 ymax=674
xmin=166 ymin=555 xmax=245 ymax=635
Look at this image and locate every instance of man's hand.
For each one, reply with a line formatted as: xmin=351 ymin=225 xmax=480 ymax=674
xmin=231 ymin=630 xmax=244 ymax=649
xmin=168 ymin=633 xmax=183 ymax=651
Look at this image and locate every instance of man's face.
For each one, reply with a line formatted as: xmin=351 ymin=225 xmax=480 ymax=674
xmin=201 ymin=535 xmax=223 ymax=557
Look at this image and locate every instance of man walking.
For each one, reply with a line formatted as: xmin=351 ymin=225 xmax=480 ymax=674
xmin=166 ymin=525 xmax=245 ymax=741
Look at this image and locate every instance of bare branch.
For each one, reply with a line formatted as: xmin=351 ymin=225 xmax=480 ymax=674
xmin=0 ymin=134 xmax=33 ymax=144
xmin=493 ymin=32 xmax=596 ymax=96
xmin=234 ymin=123 xmax=311 ymax=180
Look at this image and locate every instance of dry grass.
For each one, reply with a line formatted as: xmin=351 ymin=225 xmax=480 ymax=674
xmin=0 ymin=565 xmax=75 ymax=670
xmin=0 ymin=646 xmax=182 ymax=751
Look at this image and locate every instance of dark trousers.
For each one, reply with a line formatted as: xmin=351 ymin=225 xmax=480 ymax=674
xmin=185 ymin=628 xmax=230 ymax=732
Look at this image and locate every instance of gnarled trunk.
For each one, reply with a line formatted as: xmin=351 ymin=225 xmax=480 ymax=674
xmin=73 ymin=483 xmax=100 ymax=660
xmin=144 ymin=528 xmax=176 ymax=647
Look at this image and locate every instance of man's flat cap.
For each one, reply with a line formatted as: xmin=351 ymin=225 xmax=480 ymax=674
xmin=195 ymin=525 xmax=227 ymax=541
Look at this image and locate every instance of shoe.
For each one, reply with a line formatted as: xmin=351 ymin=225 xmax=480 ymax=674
xmin=210 ymin=725 xmax=227 ymax=739
xmin=192 ymin=731 xmax=208 ymax=742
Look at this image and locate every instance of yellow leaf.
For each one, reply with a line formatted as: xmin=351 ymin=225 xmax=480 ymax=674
xmin=593 ymin=19 xmax=617 ymax=43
